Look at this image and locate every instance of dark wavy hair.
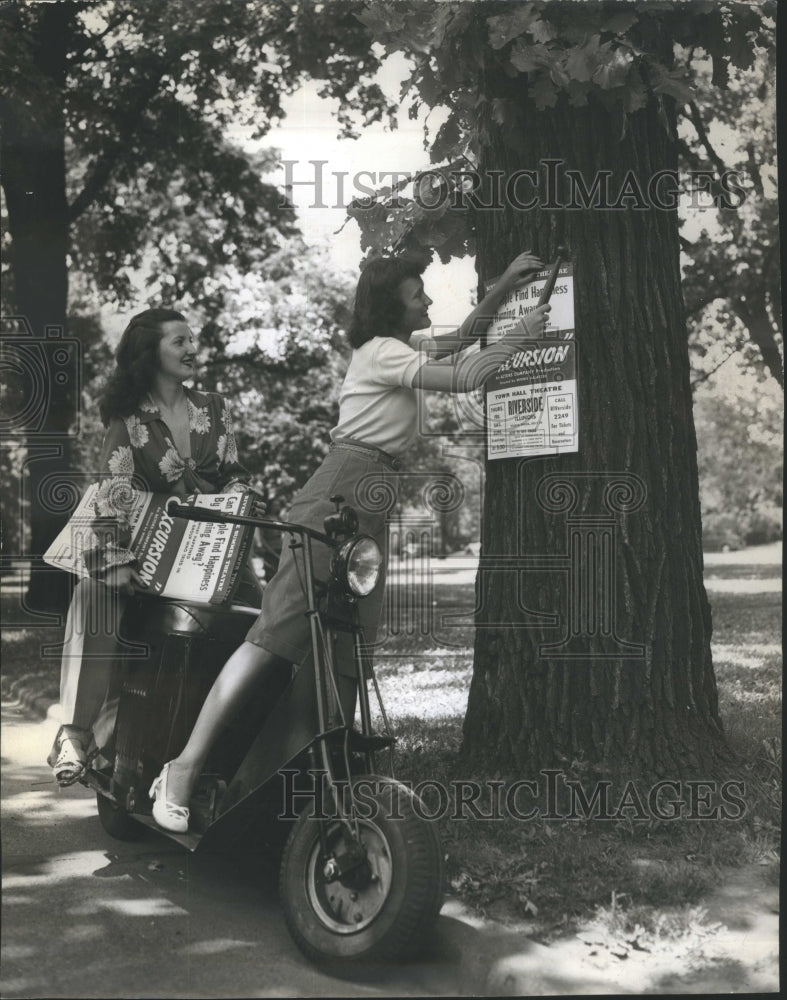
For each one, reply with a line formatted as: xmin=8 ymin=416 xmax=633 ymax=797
xmin=99 ymin=308 xmax=186 ymax=426
xmin=347 ymin=254 xmax=428 ymax=348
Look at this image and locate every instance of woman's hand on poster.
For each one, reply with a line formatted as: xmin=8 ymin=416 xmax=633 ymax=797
xmin=221 ymin=480 xmax=267 ymax=516
xmin=500 ymin=250 xmax=545 ymax=289
xmin=103 ymin=564 xmax=142 ymax=596
xmin=503 ymin=303 xmax=551 ymax=348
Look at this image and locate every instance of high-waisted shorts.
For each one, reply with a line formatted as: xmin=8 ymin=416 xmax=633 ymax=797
xmin=245 ymin=439 xmax=402 ymax=675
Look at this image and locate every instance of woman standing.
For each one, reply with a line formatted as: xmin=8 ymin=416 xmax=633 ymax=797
xmin=48 ymin=308 xmax=260 ymax=785
xmin=150 ymin=252 xmax=549 ymax=832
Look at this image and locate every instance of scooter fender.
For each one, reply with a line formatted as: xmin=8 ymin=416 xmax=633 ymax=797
xmin=216 ymin=654 xmax=322 ymax=818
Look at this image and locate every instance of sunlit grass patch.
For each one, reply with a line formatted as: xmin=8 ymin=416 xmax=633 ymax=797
xmin=2 ymin=627 xmax=38 ymax=646
xmin=712 ymin=641 xmax=782 ymax=672
xmin=704 ymin=563 xmax=782 ymax=580
xmin=375 ymin=649 xmax=472 ymax=677
xmin=713 ymin=643 xmax=782 ymax=711
xmin=577 ymin=896 xmax=724 ymax=965
xmin=375 ymin=569 xmax=781 ymax=937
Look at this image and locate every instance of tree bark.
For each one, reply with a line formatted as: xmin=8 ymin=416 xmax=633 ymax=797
xmin=1 ymin=4 xmax=75 ymax=611
xmin=463 ymin=90 xmax=729 ymax=779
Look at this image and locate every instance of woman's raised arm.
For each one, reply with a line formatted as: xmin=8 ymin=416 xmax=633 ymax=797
xmin=412 ymin=302 xmax=551 ymax=393
xmin=425 ymin=251 xmax=544 ymax=359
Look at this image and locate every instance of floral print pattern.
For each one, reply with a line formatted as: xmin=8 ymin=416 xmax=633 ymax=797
xmin=123 ymin=414 xmax=149 ymax=449
xmin=217 ymin=430 xmax=239 ymax=464
xmin=225 ymin=430 xmax=239 ymax=464
xmin=158 ymin=442 xmax=187 ymax=483
xmin=107 ymin=445 xmax=134 ymax=476
xmin=187 ymin=398 xmax=211 ymax=435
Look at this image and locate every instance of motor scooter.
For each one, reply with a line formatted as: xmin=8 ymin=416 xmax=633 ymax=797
xmin=76 ymin=494 xmax=445 ymax=964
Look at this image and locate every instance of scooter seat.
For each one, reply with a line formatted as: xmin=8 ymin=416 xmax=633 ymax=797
xmin=124 ymin=595 xmax=260 ymax=642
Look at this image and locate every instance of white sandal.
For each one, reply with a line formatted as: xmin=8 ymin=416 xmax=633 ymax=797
xmin=48 ymin=725 xmax=92 ymax=786
xmin=149 ymin=762 xmax=190 ymax=833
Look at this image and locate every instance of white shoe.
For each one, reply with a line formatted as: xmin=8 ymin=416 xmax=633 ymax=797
xmin=48 ymin=725 xmax=92 ymax=786
xmin=149 ymin=762 xmax=189 ymax=833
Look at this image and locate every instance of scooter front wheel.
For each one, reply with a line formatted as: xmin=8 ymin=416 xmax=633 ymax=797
xmin=279 ymin=775 xmax=444 ymax=964
xmin=96 ymin=791 xmax=144 ymax=841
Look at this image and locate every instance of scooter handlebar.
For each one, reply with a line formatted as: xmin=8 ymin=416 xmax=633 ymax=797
xmin=166 ymin=500 xmax=331 ymax=545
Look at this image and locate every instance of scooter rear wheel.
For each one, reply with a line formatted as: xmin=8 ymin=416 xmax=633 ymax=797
xmin=279 ymin=775 xmax=444 ymax=964
xmin=96 ymin=791 xmax=144 ymax=841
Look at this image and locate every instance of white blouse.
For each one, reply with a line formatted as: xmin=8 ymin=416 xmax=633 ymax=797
xmin=330 ymin=336 xmax=429 ymax=456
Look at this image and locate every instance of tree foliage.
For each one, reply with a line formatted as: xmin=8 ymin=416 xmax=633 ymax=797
xmin=0 ymin=0 xmax=394 ymax=606
xmin=1 ymin=0 xmax=392 ymax=306
xmin=345 ymin=1 xmax=779 ymax=382
xmin=677 ymin=47 xmax=781 ymax=386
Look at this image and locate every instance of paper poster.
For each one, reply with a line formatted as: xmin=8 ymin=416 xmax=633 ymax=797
xmin=43 ymin=486 xmax=254 ymax=604
xmin=485 ymin=263 xmax=578 ymax=459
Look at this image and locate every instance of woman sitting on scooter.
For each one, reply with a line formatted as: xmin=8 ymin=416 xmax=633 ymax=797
xmin=48 ymin=308 xmax=261 ymax=785
xmin=149 ymin=251 xmax=549 ymax=833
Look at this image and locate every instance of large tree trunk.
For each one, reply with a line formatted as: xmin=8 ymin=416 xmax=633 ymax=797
xmin=462 ymin=90 xmax=729 ymax=778
xmin=1 ymin=4 xmax=75 ymax=611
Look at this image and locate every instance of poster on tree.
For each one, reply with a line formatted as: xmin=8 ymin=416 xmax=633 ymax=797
xmin=484 ymin=263 xmax=579 ymax=459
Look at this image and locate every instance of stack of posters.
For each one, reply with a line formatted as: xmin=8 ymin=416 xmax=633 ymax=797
xmin=44 ymin=485 xmax=256 ymax=604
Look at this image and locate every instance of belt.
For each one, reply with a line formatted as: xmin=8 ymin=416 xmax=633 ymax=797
xmin=331 ymin=438 xmax=404 ymax=471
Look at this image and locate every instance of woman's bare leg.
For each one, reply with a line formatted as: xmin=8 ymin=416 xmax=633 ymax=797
xmin=162 ymin=642 xmax=288 ymax=806
xmin=59 ymin=580 xmax=123 ymax=731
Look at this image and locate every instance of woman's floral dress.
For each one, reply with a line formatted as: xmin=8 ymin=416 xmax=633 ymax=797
xmin=54 ymin=387 xmax=258 ymax=757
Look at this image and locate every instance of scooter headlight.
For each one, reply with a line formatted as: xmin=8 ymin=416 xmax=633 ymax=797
xmin=333 ymin=536 xmax=382 ymax=597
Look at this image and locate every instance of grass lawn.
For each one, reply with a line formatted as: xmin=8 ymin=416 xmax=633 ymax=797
xmin=370 ymin=565 xmax=782 ymax=943
xmin=1 ymin=555 xmax=781 ymax=948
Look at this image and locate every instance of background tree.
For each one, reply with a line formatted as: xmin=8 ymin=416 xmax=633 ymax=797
xmin=677 ymin=42 xmax=781 ymax=387
xmin=0 ymin=0 xmax=390 ymax=609
xmin=346 ymin=0 xmax=775 ymax=776
xmin=693 ymin=349 xmax=782 ymax=551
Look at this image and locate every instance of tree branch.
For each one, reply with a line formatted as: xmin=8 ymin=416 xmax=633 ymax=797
xmin=675 ymin=137 xmax=728 ymax=204
xmin=746 ymin=142 xmax=765 ymax=198
xmin=690 ymin=347 xmax=737 ymax=389
xmin=68 ymin=67 xmax=171 ymax=221
xmin=731 ymin=299 xmax=784 ymax=388
xmin=68 ymin=9 xmax=134 ymax=66
xmin=687 ymin=100 xmax=728 ymax=177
